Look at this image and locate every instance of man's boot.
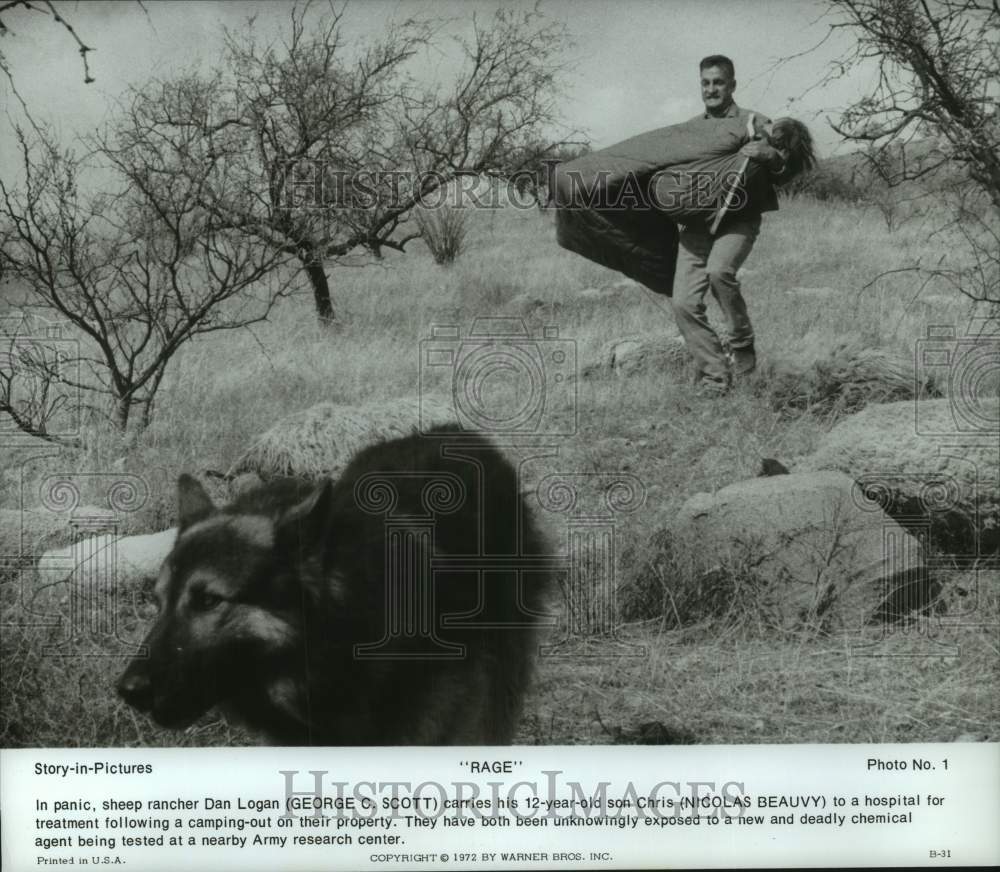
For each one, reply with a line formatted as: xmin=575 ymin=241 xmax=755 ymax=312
xmin=695 ymin=374 xmax=732 ymax=398
xmin=732 ymin=344 xmax=756 ymax=376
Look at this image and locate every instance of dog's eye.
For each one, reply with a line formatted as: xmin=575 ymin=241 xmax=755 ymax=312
xmin=190 ymin=589 xmax=224 ymax=611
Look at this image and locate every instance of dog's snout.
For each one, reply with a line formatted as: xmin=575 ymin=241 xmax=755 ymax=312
xmin=117 ymin=669 xmax=153 ymax=712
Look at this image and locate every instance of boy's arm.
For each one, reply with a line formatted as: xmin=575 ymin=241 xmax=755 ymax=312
xmin=740 ymin=141 xmax=786 ymax=173
xmin=740 ymin=112 xmax=791 ymax=183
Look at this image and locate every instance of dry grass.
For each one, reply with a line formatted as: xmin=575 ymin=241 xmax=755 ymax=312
xmin=617 ymin=527 xmax=782 ymax=632
xmin=524 ymin=572 xmax=1000 ymax=745
xmin=760 ymin=339 xmax=944 ymax=419
xmin=2 ymin=195 xmax=996 ymax=747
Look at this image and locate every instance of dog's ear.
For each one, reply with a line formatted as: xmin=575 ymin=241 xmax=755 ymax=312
xmin=177 ymin=474 xmax=215 ymax=530
xmin=280 ymin=479 xmax=333 ymax=536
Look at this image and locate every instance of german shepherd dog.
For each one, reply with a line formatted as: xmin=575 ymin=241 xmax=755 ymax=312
xmin=117 ymin=426 xmax=553 ymax=745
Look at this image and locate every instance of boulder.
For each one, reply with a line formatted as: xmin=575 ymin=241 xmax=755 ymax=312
xmin=758 ymin=458 xmax=790 ymax=477
xmin=0 ymin=508 xmax=75 ymax=560
xmin=36 ymin=527 xmax=177 ymax=589
xmin=587 ymin=335 xmax=689 ymax=378
xmin=510 ymin=294 xmax=564 ymax=317
xmin=671 ymin=471 xmax=932 ymax=631
xmin=229 ymin=395 xmax=456 ymax=480
xmin=796 ymin=399 xmax=999 ymax=555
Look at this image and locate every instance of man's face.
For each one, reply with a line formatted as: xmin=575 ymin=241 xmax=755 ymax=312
xmin=700 ymin=65 xmax=736 ymax=114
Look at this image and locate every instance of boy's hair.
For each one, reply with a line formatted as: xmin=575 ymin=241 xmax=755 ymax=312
xmin=699 ymin=55 xmax=735 ymax=79
xmin=766 ymin=118 xmax=818 ymax=180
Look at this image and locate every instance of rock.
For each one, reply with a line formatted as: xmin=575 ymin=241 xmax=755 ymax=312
xmin=671 ymin=471 xmax=932 ymax=631
xmin=610 ymin=721 xmax=697 ymax=745
xmin=796 ymin=399 xmax=999 ymax=555
xmin=953 ymin=732 xmax=989 ymax=742
xmin=0 ymin=503 xmax=127 ymax=564
xmin=591 ymin=335 xmax=689 ymax=378
xmin=0 ymin=508 xmax=74 ymax=559
xmin=510 ymin=292 xmax=545 ymax=312
xmin=759 ymin=458 xmax=790 ymax=477
xmin=37 ymin=527 xmax=177 ymax=588
xmin=229 ymin=395 xmax=457 ymax=480
xmin=510 ymin=293 xmax=563 ymax=316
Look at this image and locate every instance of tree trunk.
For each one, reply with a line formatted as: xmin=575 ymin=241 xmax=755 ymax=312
xmin=139 ymin=397 xmax=155 ymax=431
xmin=303 ymin=257 xmax=335 ymax=323
xmin=139 ymin=366 xmax=168 ymax=432
xmin=113 ymin=396 xmax=130 ymax=432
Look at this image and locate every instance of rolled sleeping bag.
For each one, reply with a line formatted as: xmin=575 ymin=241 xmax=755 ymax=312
xmin=552 ymin=114 xmax=765 ymax=296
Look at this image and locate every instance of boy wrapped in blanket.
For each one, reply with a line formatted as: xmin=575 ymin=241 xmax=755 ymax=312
xmin=553 ymin=56 xmax=816 ymax=394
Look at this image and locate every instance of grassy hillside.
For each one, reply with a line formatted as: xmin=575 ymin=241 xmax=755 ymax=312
xmin=1 ymin=195 xmax=997 ymax=747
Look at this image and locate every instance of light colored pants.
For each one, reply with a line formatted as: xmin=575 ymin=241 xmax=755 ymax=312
xmin=671 ymin=216 xmax=762 ymax=383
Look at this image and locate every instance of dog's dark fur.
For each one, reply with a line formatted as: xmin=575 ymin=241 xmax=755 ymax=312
xmin=117 ymin=426 xmax=553 ymax=745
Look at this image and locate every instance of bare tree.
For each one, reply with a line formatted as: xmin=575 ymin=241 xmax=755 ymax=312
xmin=0 ymin=123 xmax=293 ymax=438
xmin=854 ymin=143 xmax=935 ymax=230
xmin=112 ymin=3 xmax=572 ymax=323
xmin=827 ymin=0 xmax=998 ymax=203
xmin=821 ymin=0 xmax=999 ymax=301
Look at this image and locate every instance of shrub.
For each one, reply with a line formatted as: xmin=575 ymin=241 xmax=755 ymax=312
xmin=759 ymin=341 xmax=944 ymax=420
xmin=416 ymin=206 xmax=469 ymax=265
xmin=618 ymin=528 xmax=780 ymax=633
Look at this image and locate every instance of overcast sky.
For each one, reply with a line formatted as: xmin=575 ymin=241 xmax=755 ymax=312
xmin=0 ymin=0 xmax=873 ymax=171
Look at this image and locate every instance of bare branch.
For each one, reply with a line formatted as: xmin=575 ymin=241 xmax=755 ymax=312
xmin=0 ymin=0 xmax=95 ymax=83
xmin=776 ymin=1 xmax=999 ymax=302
